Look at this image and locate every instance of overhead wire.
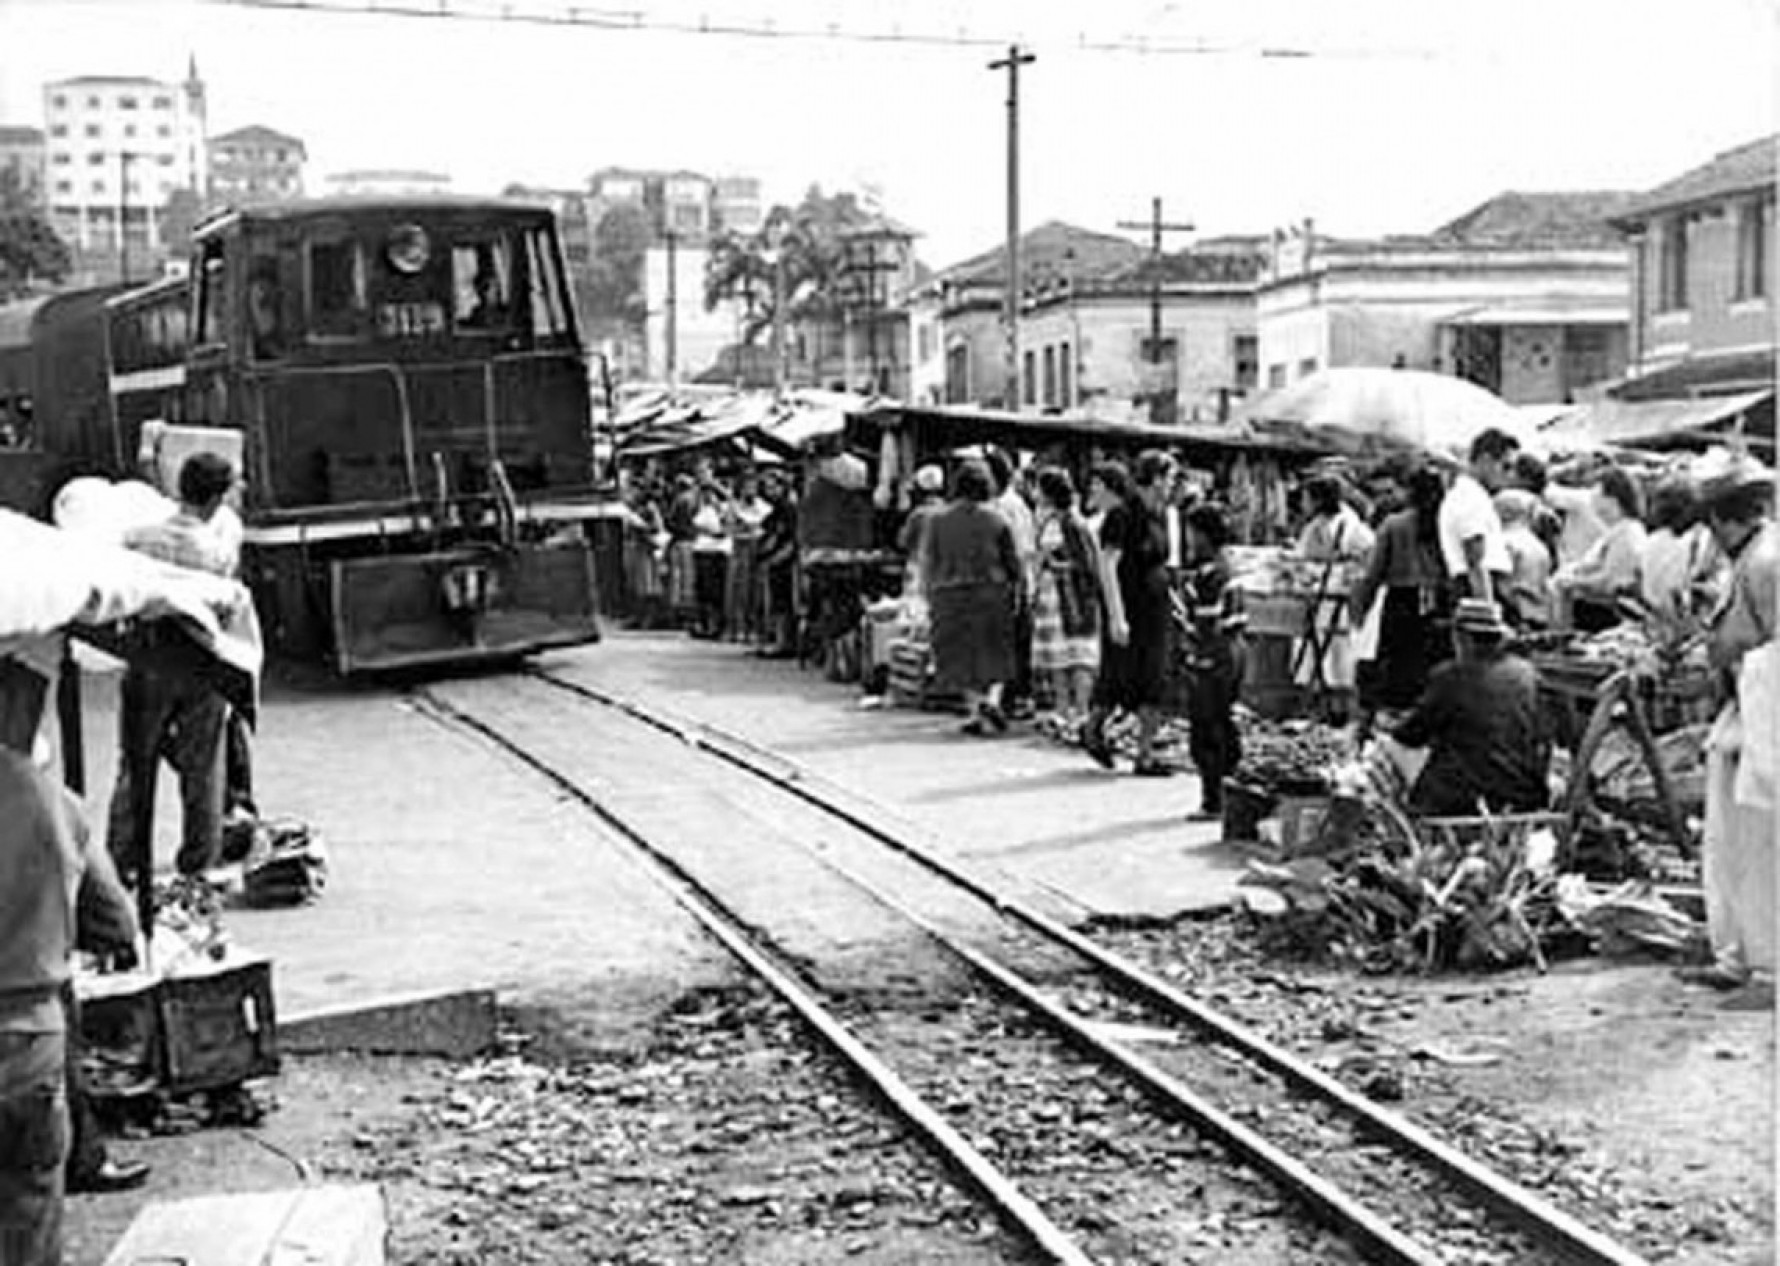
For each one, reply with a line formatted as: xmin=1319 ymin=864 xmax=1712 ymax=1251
xmin=195 ymin=0 xmax=1444 ymax=61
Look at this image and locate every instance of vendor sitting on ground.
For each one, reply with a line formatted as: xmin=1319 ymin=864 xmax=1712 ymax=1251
xmin=1391 ymin=597 xmax=1551 ymax=818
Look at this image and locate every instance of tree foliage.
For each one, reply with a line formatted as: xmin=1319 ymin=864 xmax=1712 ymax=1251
xmin=584 ymin=201 xmax=652 ymax=328
xmin=0 ymin=167 xmax=70 ymax=300
xmin=704 ymin=185 xmax=873 ymax=345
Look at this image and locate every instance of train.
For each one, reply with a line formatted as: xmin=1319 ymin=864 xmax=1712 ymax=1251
xmin=0 ymin=196 xmax=607 ymax=673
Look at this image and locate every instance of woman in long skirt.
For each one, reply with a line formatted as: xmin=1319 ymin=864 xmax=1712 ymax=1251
xmin=1030 ymin=467 xmax=1101 ymax=731
xmin=922 ymin=460 xmax=1021 ymax=735
xmin=1083 ymin=452 xmax=1177 ymax=775
xmin=1349 ymin=465 xmax=1451 ymax=719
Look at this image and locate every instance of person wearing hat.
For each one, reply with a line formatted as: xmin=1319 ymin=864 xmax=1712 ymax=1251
xmin=1682 ymin=455 xmax=1777 ymax=996
xmin=896 ymin=464 xmax=947 ymax=599
xmin=1390 ymin=596 xmax=1551 ymax=818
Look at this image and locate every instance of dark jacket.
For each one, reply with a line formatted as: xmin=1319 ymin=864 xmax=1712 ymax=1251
xmin=1395 ymin=650 xmax=1550 ymax=817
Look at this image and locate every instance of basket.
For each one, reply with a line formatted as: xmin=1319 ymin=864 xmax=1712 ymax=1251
xmin=1222 ymin=779 xmax=1277 ymax=842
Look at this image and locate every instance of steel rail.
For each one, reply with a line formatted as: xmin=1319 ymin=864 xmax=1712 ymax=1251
xmin=532 ymin=667 xmax=1652 ymax=1266
xmin=781 ymin=831 xmax=1439 ymax=1266
xmin=410 ymin=689 xmax=1095 ymax=1266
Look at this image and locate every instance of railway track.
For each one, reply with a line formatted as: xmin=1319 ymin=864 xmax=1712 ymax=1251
xmin=412 ymin=666 xmax=1652 ymax=1266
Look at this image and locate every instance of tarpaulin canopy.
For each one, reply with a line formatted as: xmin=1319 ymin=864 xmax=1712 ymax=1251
xmin=1540 ymin=389 xmax=1774 ymax=453
xmin=617 ymin=389 xmax=874 ymax=459
xmin=0 ymin=508 xmax=263 ymax=720
xmin=1241 ymin=367 xmax=1531 ymax=458
xmin=849 ymin=403 xmax=1319 ymax=458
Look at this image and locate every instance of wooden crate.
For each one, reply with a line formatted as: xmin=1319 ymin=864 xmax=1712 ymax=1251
xmin=76 ymin=972 xmax=162 ymax=1099
xmin=157 ymin=950 xmax=280 ymax=1093
xmin=104 ymin=1184 xmax=386 ymax=1266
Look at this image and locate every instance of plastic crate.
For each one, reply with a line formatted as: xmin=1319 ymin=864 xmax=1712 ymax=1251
xmin=156 ymin=952 xmax=280 ymax=1093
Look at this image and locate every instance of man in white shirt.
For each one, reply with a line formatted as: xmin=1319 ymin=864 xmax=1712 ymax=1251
xmin=1438 ymin=428 xmax=1518 ymax=613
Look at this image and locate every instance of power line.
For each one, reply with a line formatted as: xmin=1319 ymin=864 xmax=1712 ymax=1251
xmin=195 ymin=0 xmax=1439 ymax=61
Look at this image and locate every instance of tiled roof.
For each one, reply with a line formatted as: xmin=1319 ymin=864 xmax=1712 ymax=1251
xmin=937 ymin=220 xmax=1146 ymax=287
xmin=211 ymin=125 xmax=306 ymax=150
xmin=1613 ymin=136 xmax=1777 ymax=225
xmin=1431 ymin=191 xmax=1637 ymax=248
xmin=49 ymin=76 xmax=167 ymax=88
xmin=1101 ymin=242 xmax=1265 ymax=286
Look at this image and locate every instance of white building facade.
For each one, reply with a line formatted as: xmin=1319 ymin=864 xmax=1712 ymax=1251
xmin=42 ymin=62 xmax=207 ymax=280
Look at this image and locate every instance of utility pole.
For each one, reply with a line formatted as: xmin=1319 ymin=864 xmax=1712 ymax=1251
xmin=663 ymin=228 xmax=678 ymax=387
xmin=1117 ymin=196 xmax=1194 ymax=425
xmin=117 ymin=150 xmax=133 ymax=285
xmin=771 ymin=243 xmax=787 ymax=392
xmin=990 ymin=44 xmax=1034 ymax=411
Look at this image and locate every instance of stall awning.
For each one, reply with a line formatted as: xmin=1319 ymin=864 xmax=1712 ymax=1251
xmin=0 ymin=509 xmax=263 ymax=718
xmin=1541 ymin=389 xmax=1775 ymax=451
xmin=1441 ymin=303 xmax=1628 ymax=328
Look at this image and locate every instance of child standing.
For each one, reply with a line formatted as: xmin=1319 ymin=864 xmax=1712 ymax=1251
xmin=1181 ymin=502 xmax=1247 ymax=820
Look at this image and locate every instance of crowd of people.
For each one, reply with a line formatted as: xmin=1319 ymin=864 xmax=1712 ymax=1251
xmin=614 ymin=427 xmax=1774 ymax=1005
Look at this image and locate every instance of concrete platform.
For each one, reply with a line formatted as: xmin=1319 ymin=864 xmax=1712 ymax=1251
xmin=61 ymin=632 xmax=1242 ymax=1040
xmin=539 ymin=632 xmax=1247 ymax=923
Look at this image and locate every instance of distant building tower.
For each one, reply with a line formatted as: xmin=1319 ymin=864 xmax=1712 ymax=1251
xmin=182 ymin=54 xmax=208 ymax=197
xmin=42 ymin=64 xmax=209 ymax=283
xmin=208 ymin=125 xmax=307 ymax=205
xmin=0 ymin=126 xmax=47 ymax=210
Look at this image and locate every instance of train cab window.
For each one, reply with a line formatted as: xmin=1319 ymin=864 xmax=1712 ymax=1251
xmin=521 ymin=226 xmax=570 ymax=341
xmin=453 ymin=240 xmax=512 ymax=332
xmin=309 ymin=238 xmax=368 ymax=339
xmin=194 ymin=240 xmax=228 ymax=348
xmin=247 ymin=255 xmax=285 ymax=360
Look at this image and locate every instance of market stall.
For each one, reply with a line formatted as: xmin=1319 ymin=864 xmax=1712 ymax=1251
xmin=0 ymin=502 xmax=281 ymax=1108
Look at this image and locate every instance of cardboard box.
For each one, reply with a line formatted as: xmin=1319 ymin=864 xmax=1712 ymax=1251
xmin=105 ymin=1184 xmax=386 ymax=1266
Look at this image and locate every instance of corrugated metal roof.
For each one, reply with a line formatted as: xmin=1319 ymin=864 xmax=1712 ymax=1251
xmin=1612 ymin=136 xmax=1777 ymax=226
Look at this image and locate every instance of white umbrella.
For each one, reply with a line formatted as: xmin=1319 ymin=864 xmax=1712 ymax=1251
xmin=1244 ymin=367 xmax=1530 ymax=457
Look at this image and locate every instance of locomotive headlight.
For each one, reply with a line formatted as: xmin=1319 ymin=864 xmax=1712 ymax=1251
xmin=386 ymin=224 xmax=430 ymax=274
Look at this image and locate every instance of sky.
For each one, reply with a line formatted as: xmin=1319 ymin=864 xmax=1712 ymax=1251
xmin=1 ymin=0 xmax=1775 ymax=269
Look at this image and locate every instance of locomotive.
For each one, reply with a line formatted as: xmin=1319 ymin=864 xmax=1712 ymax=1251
xmin=0 ymin=197 xmax=606 ymax=673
